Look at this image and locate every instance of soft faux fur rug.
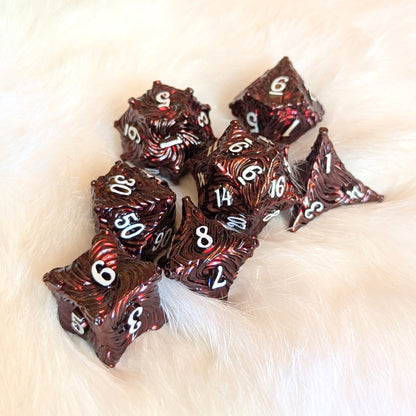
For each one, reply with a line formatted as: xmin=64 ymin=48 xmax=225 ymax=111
xmin=2 ymin=1 xmax=416 ymax=414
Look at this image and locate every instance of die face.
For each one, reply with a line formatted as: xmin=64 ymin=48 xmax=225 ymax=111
xmin=160 ymin=197 xmax=258 ymax=300
xmin=229 ymin=56 xmax=324 ymax=144
xmin=289 ymin=128 xmax=384 ymax=231
xmin=43 ymin=230 xmax=165 ymax=367
xmin=91 ymin=161 xmax=176 ymax=261
xmin=193 ymin=121 xmax=301 ymax=236
xmin=114 ymin=81 xmax=215 ymax=180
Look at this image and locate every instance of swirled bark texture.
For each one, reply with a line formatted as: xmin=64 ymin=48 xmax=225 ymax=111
xmin=91 ymin=161 xmax=176 ymax=261
xmin=160 ymin=197 xmax=258 ymax=300
xmin=289 ymin=127 xmax=384 ymax=231
xmin=43 ymin=230 xmax=165 ymax=367
xmin=192 ymin=120 xmax=301 ymax=237
xmin=114 ymin=81 xmax=215 ymax=181
xmin=229 ymin=56 xmax=324 ymax=144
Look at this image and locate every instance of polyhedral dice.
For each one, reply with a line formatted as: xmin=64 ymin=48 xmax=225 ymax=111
xmin=91 ymin=161 xmax=175 ymax=261
xmin=289 ymin=127 xmax=384 ymax=231
xmin=160 ymin=197 xmax=258 ymax=300
xmin=193 ymin=120 xmax=301 ymax=236
xmin=114 ymin=81 xmax=215 ymax=181
xmin=43 ymin=230 xmax=166 ymax=367
xmin=229 ymin=56 xmax=324 ymax=144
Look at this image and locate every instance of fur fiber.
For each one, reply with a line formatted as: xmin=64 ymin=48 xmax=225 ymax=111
xmin=1 ymin=0 xmax=416 ymax=414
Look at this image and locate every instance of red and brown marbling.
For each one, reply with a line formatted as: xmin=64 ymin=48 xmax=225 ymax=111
xmin=114 ymin=81 xmax=215 ymax=181
xmin=43 ymin=230 xmax=165 ymax=367
xmin=193 ymin=120 xmax=301 ymax=237
xmin=229 ymin=56 xmax=324 ymax=144
xmin=91 ymin=161 xmax=176 ymax=261
xmin=160 ymin=197 xmax=258 ymax=300
xmin=289 ymin=127 xmax=384 ymax=231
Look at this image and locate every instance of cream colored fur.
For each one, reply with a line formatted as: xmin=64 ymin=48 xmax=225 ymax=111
xmin=1 ymin=0 xmax=416 ymax=414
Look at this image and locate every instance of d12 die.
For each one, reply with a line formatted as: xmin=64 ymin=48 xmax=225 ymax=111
xmin=91 ymin=161 xmax=176 ymax=261
xmin=43 ymin=230 xmax=166 ymax=367
xmin=289 ymin=127 xmax=384 ymax=231
xmin=160 ymin=197 xmax=258 ymax=300
xmin=193 ymin=120 xmax=301 ymax=236
xmin=229 ymin=56 xmax=324 ymax=144
xmin=114 ymin=80 xmax=215 ymax=181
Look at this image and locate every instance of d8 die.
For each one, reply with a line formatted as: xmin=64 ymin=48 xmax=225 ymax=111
xmin=114 ymin=81 xmax=215 ymax=180
xmin=160 ymin=197 xmax=258 ymax=300
xmin=289 ymin=127 xmax=384 ymax=231
xmin=43 ymin=230 xmax=166 ymax=367
xmin=91 ymin=161 xmax=176 ymax=261
xmin=229 ymin=56 xmax=324 ymax=144
xmin=193 ymin=120 xmax=301 ymax=236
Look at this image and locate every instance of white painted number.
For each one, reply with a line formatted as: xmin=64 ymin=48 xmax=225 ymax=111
xmin=211 ymin=266 xmax=226 ymax=290
xmin=71 ymin=311 xmax=86 ymax=335
xmin=269 ymin=176 xmax=286 ymax=198
xmin=325 ymin=153 xmax=332 ymax=174
xmin=114 ymin=212 xmax=145 ymax=240
xmin=246 ymin=112 xmax=259 ymax=133
xmin=155 ymin=91 xmax=170 ymax=108
xmin=197 ymin=172 xmax=205 ymax=186
xmin=228 ymin=137 xmax=253 ymax=153
xmin=269 ymin=76 xmax=289 ymax=96
xmin=109 ymin=175 xmax=135 ymax=196
xmin=160 ymin=136 xmax=184 ymax=149
xmin=127 ymin=306 xmax=143 ymax=335
xmin=198 ymin=111 xmax=209 ymax=127
xmin=215 ymin=187 xmax=233 ymax=207
xmin=304 ymin=201 xmax=324 ymax=220
xmin=282 ymin=119 xmax=300 ymax=137
xmin=226 ymin=216 xmax=247 ymax=231
xmin=152 ymin=229 xmax=173 ymax=251
xmin=196 ymin=226 xmax=213 ymax=249
xmin=123 ymin=124 xmax=141 ymax=144
xmin=91 ymin=260 xmax=116 ymax=286
xmin=237 ymin=165 xmax=263 ymax=186
xmin=346 ymin=185 xmax=364 ymax=200
xmin=263 ymin=209 xmax=281 ymax=222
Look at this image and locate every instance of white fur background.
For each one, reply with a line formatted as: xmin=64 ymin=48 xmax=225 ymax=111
xmin=1 ymin=0 xmax=416 ymax=414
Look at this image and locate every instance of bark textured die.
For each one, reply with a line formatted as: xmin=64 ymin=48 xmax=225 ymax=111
xmin=160 ymin=197 xmax=258 ymax=300
xmin=193 ymin=120 xmax=301 ymax=237
xmin=43 ymin=230 xmax=165 ymax=367
xmin=289 ymin=127 xmax=384 ymax=231
xmin=91 ymin=161 xmax=176 ymax=261
xmin=114 ymin=81 xmax=215 ymax=180
xmin=229 ymin=56 xmax=324 ymax=144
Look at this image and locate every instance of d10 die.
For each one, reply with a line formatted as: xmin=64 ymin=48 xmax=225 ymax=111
xmin=91 ymin=161 xmax=176 ymax=261
xmin=193 ymin=120 xmax=301 ymax=236
xmin=43 ymin=230 xmax=166 ymax=367
xmin=289 ymin=127 xmax=384 ymax=231
xmin=114 ymin=80 xmax=215 ymax=181
xmin=160 ymin=197 xmax=258 ymax=300
xmin=229 ymin=56 xmax=324 ymax=144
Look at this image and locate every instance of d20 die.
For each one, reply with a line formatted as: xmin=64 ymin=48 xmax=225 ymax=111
xmin=160 ymin=197 xmax=258 ymax=300
xmin=91 ymin=161 xmax=176 ymax=261
xmin=229 ymin=56 xmax=324 ymax=144
xmin=193 ymin=120 xmax=301 ymax=236
xmin=289 ymin=127 xmax=384 ymax=231
xmin=43 ymin=230 xmax=166 ymax=367
xmin=114 ymin=80 xmax=215 ymax=181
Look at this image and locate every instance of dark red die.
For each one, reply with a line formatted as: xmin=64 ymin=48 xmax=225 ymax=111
xmin=193 ymin=120 xmax=301 ymax=236
xmin=43 ymin=230 xmax=166 ymax=367
xmin=160 ymin=197 xmax=258 ymax=300
xmin=114 ymin=81 xmax=215 ymax=181
xmin=91 ymin=161 xmax=175 ymax=261
xmin=229 ymin=56 xmax=324 ymax=144
xmin=289 ymin=127 xmax=384 ymax=231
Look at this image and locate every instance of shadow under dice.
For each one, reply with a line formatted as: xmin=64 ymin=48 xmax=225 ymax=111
xmin=160 ymin=197 xmax=258 ymax=300
xmin=114 ymin=80 xmax=215 ymax=181
xmin=43 ymin=230 xmax=165 ymax=367
xmin=91 ymin=161 xmax=176 ymax=261
xmin=229 ymin=56 xmax=324 ymax=144
xmin=289 ymin=127 xmax=384 ymax=231
xmin=193 ymin=120 xmax=301 ymax=237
